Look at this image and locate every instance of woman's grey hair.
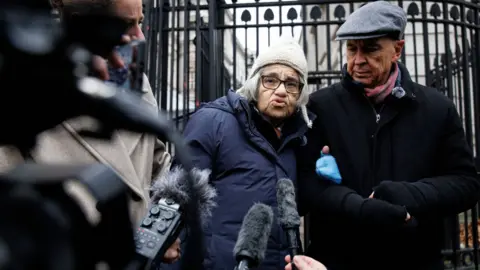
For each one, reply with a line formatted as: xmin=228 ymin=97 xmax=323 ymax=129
xmin=237 ymin=67 xmax=309 ymax=110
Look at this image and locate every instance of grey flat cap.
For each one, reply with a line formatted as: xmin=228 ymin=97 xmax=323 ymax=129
xmin=335 ymin=1 xmax=407 ymax=41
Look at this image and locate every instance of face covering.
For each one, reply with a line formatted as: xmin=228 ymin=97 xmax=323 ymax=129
xmin=107 ymin=66 xmax=129 ymax=87
xmin=106 ymin=43 xmax=134 ymax=89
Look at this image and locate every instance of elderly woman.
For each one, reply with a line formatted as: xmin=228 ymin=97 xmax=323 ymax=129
xmin=179 ymin=36 xmax=313 ymax=270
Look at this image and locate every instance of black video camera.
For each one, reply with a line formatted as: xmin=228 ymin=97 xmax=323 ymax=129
xmin=0 ymin=1 xmax=204 ymax=269
xmin=0 ymin=163 xmax=135 ymax=270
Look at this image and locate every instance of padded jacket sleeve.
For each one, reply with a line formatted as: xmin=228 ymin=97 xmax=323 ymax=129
xmin=172 ymin=108 xmax=221 ymax=171
xmin=297 ymin=102 xmax=408 ymax=227
xmin=373 ymin=103 xmax=480 ymax=217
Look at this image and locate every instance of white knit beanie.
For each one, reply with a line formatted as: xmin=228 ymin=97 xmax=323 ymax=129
xmin=236 ymin=35 xmax=312 ymax=128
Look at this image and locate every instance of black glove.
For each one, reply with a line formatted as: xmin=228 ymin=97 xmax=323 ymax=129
xmin=373 ymin=181 xmax=419 ymax=228
xmin=343 ymin=193 xmax=408 ymax=226
xmin=373 ymin=181 xmax=418 ymax=208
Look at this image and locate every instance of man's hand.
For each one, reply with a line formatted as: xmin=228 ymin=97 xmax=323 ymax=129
xmin=162 ymin=238 xmax=181 ymax=264
xmin=285 ymin=255 xmax=327 ymax=270
xmin=91 ymin=35 xmax=131 ymax=80
xmin=316 ymin=145 xmax=342 ymax=184
xmin=369 ymin=192 xmax=411 ymax=221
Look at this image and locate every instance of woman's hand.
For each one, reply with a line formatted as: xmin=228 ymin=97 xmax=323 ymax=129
xmin=162 ymin=238 xmax=181 ymax=264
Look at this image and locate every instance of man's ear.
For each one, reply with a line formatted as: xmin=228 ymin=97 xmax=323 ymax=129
xmin=392 ymin=39 xmax=405 ymax=61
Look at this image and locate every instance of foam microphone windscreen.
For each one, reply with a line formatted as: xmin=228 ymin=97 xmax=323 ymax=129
xmin=276 ymin=178 xmax=301 ymax=228
xmin=233 ymin=203 xmax=274 ymax=267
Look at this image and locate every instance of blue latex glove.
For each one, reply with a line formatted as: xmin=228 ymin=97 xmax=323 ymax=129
xmin=315 ymin=152 xmax=342 ymax=184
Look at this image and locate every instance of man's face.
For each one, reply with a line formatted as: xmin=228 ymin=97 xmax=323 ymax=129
xmin=256 ymin=64 xmax=301 ymax=124
xmin=57 ymin=0 xmax=145 ymax=39
xmin=112 ymin=0 xmax=145 ymax=39
xmin=346 ymin=37 xmax=404 ymax=87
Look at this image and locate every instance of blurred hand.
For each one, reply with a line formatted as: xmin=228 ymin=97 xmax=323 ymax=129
xmin=285 ymin=255 xmax=327 ymax=270
xmin=321 ymin=145 xmax=329 ymax=155
xmin=91 ymin=34 xmax=132 ymax=80
xmin=162 ymin=238 xmax=181 ymax=264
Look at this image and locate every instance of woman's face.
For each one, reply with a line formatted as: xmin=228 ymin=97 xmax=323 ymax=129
xmin=256 ymin=64 xmax=302 ymax=124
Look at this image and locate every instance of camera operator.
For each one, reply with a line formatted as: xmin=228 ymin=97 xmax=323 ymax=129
xmin=0 ymin=0 xmax=181 ymax=264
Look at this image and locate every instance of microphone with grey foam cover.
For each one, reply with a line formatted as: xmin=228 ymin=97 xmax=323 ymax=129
xmin=133 ymin=167 xmax=217 ymax=268
xmin=277 ymin=178 xmax=302 ymax=270
xmin=150 ymin=166 xmax=217 ymax=227
xmin=233 ymin=203 xmax=274 ymax=270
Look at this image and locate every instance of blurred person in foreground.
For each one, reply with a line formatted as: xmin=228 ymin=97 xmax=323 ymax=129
xmin=297 ymin=1 xmax=480 ymax=270
xmin=167 ymin=35 xmax=313 ymax=270
xmin=0 ymin=0 xmax=181 ymax=263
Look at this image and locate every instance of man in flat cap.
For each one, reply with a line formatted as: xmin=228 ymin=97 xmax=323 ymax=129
xmin=296 ymin=1 xmax=480 ymax=269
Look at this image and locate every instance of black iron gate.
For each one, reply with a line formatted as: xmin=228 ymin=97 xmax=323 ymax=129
xmin=142 ymin=0 xmax=480 ymax=268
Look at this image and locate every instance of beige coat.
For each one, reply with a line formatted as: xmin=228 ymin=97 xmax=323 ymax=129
xmin=0 ymin=76 xmax=171 ymax=224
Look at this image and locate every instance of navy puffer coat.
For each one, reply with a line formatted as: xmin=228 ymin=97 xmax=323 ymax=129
xmin=166 ymin=90 xmax=313 ymax=270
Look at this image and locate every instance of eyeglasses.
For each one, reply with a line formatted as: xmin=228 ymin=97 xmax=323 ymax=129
xmin=261 ymin=76 xmax=303 ymax=94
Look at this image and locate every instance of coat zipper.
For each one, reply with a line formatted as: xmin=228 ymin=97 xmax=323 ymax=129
xmin=240 ymin=102 xmax=301 ymax=184
xmin=368 ymin=102 xmax=385 ymax=124
xmin=240 ymin=102 xmax=278 ymax=155
xmin=366 ymin=96 xmax=386 ymax=190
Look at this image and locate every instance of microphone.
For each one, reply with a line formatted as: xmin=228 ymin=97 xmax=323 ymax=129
xmin=276 ymin=178 xmax=302 ymax=270
xmin=233 ymin=203 xmax=274 ymax=270
xmin=150 ymin=166 xmax=218 ymax=227
xmin=133 ymin=166 xmax=217 ymax=268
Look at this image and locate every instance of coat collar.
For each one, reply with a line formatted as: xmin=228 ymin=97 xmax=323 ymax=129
xmin=341 ymin=62 xmax=417 ymax=102
xmin=225 ymin=89 xmax=313 ymax=139
xmin=226 ymin=90 xmax=313 ymax=150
